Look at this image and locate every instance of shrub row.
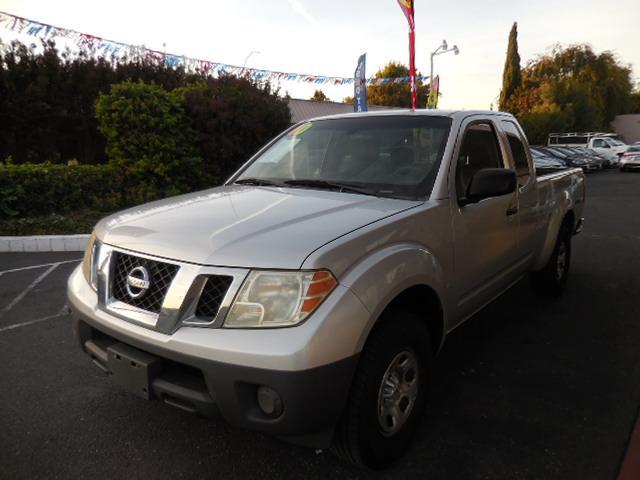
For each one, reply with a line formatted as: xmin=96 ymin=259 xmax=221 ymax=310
xmin=0 ymin=163 xmax=223 ymax=219
xmin=0 ymin=163 xmax=122 ymax=217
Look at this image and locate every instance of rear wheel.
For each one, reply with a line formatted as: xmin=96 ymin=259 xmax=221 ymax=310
xmin=530 ymin=222 xmax=572 ymax=297
xmin=332 ymin=310 xmax=433 ymax=469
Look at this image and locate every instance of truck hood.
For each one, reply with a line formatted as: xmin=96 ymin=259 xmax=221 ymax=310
xmin=96 ymin=185 xmax=422 ymax=269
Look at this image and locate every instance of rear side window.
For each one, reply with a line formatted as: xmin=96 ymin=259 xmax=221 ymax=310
xmin=502 ymin=120 xmax=531 ymax=186
xmin=456 ymin=122 xmax=504 ymax=199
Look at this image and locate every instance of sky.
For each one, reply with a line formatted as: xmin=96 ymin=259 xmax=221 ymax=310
xmin=0 ymin=0 xmax=638 ymax=110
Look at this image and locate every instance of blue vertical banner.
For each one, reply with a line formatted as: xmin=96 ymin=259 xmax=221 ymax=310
xmin=354 ymin=53 xmax=367 ymax=112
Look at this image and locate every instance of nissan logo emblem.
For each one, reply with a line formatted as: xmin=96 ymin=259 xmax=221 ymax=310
xmin=126 ymin=266 xmax=150 ymax=299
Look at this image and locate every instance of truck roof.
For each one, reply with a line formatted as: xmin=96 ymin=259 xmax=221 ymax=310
xmin=304 ymin=109 xmax=516 ymax=123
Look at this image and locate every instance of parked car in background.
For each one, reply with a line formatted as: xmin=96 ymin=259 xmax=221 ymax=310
xmin=620 ymin=145 xmax=640 ymax=171
xmin=559 ymin=146 xmax=606 ymax=169
xmin=530 ymin=147 xmax=568 ymax=174
xmin=590 ymin=137 xmax=627 ymax=163
xmin=548 ymin=132 xmax=626 ymax=163
xmin=571 ymin=147 xmax=616 ymax=168
xmin=535 ymin=146 xmax=598 ymax=172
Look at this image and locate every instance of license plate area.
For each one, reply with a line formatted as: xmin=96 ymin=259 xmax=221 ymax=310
xmin=107 ymin=343 xmax=163 ymax=400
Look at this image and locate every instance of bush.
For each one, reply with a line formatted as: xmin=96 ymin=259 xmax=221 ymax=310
xmin=0 ymin=38 xmax=205 ymax=165
xmin=0 ymin=211 xmax=106 ymax=235
xmin=0 ymin=163 xmax=125 ymax=218
xmin=95 ymin=80 xmax=205 ymax=196
xmin=180 ymin=76 xmax=291 ymax=178
xmin=95 ymin=78 xmax=291 ymax=188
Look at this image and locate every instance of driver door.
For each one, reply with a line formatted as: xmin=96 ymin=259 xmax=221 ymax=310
xmin=449 ymin=119 xmax=521 ymax=324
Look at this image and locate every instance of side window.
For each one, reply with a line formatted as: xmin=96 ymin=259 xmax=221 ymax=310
xmin=501 ymin=120 xmax=531 ymax=186
xmin=593 ymin=139 xmax=604 ymax=148
xmin=456 ymin=122 xmax=504 ymax=200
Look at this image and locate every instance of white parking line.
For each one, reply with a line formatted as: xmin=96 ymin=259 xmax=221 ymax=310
xmin=0 ymin=263 xmax=60 ymax=319
xmin=0 ymin=311 xmax=68 ymax=333
xmin=0 ymin=258 xmax=81 ymax=275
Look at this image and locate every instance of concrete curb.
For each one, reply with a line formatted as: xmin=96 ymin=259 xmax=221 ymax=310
xmin=0 ymin=234 xmax=90 ymax=252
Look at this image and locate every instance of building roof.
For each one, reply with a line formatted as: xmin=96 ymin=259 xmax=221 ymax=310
xmin=287 ymin=98 xmax=396 ymax=123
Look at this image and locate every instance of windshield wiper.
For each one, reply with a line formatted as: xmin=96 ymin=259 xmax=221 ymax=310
xmin=283 ymin=179 xmax=381 ymax=197
xmin=234 ymin=178 xmax=283 ymax=187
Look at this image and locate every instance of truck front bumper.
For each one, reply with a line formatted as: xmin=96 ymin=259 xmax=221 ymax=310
xmin=68 ymin=266 xmax=368 ymax=447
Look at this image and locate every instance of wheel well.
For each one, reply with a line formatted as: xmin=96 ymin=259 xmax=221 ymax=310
xmin=562 ymin=210 xmax=575 ymax=234
xmin=381 ymin=285 xmax=444 ymax=353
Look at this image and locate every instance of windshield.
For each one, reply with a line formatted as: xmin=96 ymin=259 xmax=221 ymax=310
xmin=545 ymin=147 xmax=568 ymax=158
xmin=555 ymin=147 xmax=572 ymax=154
xmin=234 ymin=116 xmax=452 ymax=199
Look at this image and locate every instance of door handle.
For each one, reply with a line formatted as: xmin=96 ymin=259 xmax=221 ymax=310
xmin=506 ymin=206 xmax=518 ymax=216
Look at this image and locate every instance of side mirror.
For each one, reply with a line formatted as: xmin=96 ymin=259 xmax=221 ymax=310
xmin=462 ymin=168 xmax=517 ymax=205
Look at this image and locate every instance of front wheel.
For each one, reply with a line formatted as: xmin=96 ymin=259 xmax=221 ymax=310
xmin=332 ymin=310 xmax=433 ymax=469
xmin=530 ymin=223 xmax=572 ymax=297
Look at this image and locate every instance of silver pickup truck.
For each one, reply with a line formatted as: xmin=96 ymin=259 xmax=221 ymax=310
xmin=68 ymin=110 xmax=585 ymax=469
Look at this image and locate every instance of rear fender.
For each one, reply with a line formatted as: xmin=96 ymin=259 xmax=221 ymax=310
xmin=532 ymin=190 xmax=574 ymax=271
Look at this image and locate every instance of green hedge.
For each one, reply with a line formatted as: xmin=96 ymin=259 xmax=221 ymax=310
xmin=0 ymin=163 xmax=125 ymax=218
xmin=0 ymin=163 xmax=228 ymax=219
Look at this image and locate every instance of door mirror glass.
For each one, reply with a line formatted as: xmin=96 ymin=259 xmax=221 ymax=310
xmin=463 ymin=168 xmax=517 ymax=205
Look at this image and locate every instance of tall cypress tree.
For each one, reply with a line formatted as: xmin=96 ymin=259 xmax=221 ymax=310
xmin=499 ymin=22 xmax=522 ymax=112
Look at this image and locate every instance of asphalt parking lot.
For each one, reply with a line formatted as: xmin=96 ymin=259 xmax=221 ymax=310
xmin=1 ymin=170 xmax=640 ymax=479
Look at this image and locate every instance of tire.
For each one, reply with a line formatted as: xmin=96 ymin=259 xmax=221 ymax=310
xmin=332 ymin=309 xmax=433 ymax=469
xmin=530 ymin=222 xmax=572 ymax=297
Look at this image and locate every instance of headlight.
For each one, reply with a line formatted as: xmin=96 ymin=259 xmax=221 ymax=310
xmin=81 ymin=233 xmax=100 ymax=292
xmin=224 ymin=270 xmax=337 ymax=328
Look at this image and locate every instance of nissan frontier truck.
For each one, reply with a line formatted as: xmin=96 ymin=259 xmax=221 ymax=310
xmin=68 ymin=110 xmax=585 ymax=469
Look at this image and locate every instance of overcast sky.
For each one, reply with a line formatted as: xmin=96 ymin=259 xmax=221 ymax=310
xmin=1 ymin=0 xmax=638 ymax=110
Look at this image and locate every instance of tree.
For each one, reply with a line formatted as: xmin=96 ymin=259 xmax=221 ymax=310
xmin=310 ymin=89 xmax=329 ymax=102
xmin=509 ymin=44 xmax=634 ymax=144
xmin=630 ymin=91 xmax=640 ymax=114
xmin=343 ymin=62 xmax=429 ymax=108
xmin=499 ymin=22 xmax=522 ymax=112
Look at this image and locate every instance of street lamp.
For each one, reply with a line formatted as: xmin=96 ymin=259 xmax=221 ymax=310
xmin=429 ymin=39 xmax=459 ymax=94
xmin=242 ymin=50 xmax=261 ymax=68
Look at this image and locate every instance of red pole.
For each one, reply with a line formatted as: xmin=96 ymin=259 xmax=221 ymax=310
xmin=409 ymin=29 xmax=416 ymax=110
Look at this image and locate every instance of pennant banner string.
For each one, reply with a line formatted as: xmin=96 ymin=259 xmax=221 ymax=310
xmin=0 ymin=11 xmax=427 ymax=86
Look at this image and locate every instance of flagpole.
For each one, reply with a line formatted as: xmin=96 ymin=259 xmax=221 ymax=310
xmin=409 ymin=29 xmax=416 ymax=110
xmin=396 ymin=1 xmax=417 ymax=110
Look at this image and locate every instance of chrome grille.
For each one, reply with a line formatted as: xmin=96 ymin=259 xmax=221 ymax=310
xmin=195 ymin=275 xmax=233 ymax=319
xmin=112 ymin=252 xmax=179 ymax=313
